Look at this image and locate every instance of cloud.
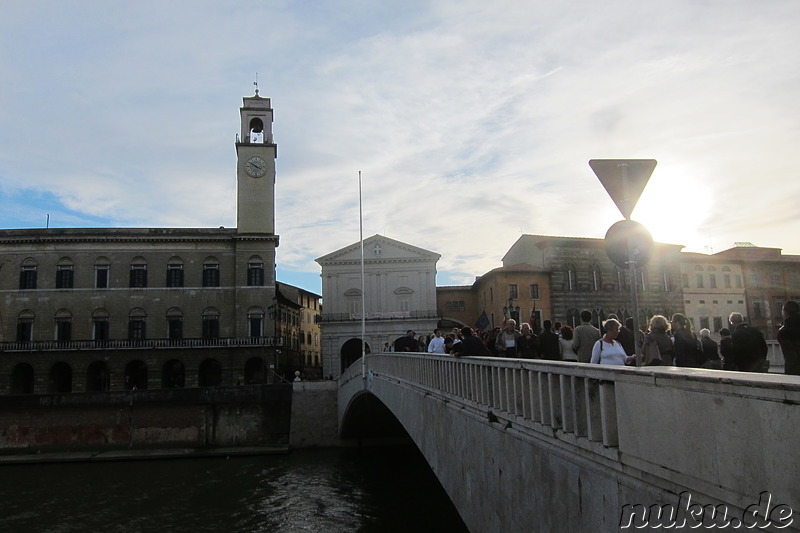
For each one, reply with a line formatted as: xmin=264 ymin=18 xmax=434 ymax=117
xmin=2 ymin=0 xmax=800 ymax=294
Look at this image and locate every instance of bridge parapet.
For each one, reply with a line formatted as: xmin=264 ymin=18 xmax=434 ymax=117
xmin=341 ymin=354 xmax=800 ymax=531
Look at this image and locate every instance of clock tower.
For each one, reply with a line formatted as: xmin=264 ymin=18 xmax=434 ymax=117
xmin=236 ymin=91 xmax=277 ymax=234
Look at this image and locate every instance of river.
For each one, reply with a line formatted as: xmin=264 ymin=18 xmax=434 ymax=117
xmin=0 ymin=446 xmax=469 ymax=533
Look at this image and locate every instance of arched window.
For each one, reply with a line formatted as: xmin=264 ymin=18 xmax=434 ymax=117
xmin=56 ymin=257 xmax=74 ymax=289
xmin=249 ymin=117 xmax=264 ymax=143
xmin=129 ymin=256 xmax=148 ymax=288
xmin=54 ymin=309 xmax=72 ymax=343
xmin=86 ymin=361 xmax=110 ymax=392
xmin=247 ymin=256 xmax=264 ymax=286
xmin=20 ymin=258 xmax=37 ymax=290
xmin=48 ymin=362 xmax=72 ymax=393
xmin=16 ymin=310 xmax=35 ymax=342
xmin=92 ymin=308 xmax=110 ymax=342
xmin=344 ymin=289 xmax=362 ymax=316
xmin=128 ymin=308 xmax=147 ymax=341
xmin=589 ymin=264 xmax=602 ymax=291
xmin=248 ymin=307 xmax=264 ymax=338
xmin=95 ymin=256 xmax=111 ymax=289
xmin=167 ymin=308 xmax=183 ymax=343
xmin=166 ymin=256 xmax=184 ymax=288
xmin=565 ymin=264 xmax=577 ymax=291
xmin=124 ymin=360 xmax=148 ymax=390
xmin=202 ymin=307 xmax=220 ymax=339
xmin=203 ymin=256 xmax=220 ymax=287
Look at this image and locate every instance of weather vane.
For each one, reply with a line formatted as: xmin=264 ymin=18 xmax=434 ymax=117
xmin=254 ymin=73 xmax=259 ymax=96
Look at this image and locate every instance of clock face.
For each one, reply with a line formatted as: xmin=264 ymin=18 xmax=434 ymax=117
xmin=245 ymin=156 xmax=267 ymax=178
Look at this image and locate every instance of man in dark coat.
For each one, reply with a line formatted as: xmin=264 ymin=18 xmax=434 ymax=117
xmin=539 ymin=320 xmax=560 ymax=360
xmin=393 ymin=330 xmax=417 ymax=352
xmin=616 ymin=317 xmax=636 ymax=356
xmin=729 ymin=312 xmax=768 ymax=372
xmin=452 ymin=327 xmax=492 ymax=357
xmin=778 ymin=300 xmax=800 ymax=375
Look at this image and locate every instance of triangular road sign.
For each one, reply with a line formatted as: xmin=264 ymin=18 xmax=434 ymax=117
xmin=589 ymin=159 xmax=657 ymax=219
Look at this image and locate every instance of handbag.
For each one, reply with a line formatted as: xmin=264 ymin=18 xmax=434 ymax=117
xmin=642 ymin=337 xmax=662 ymax=366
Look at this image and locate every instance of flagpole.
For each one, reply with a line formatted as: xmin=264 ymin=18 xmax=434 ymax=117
xmin=359 ymin=171 xmax=367 ymax=384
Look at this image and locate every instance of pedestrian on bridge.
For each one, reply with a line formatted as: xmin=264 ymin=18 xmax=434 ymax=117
xmin=591 ymin=318 xmax=635 ymax=366
xmin=778 ymin=300 xmax=800 ymax=375
xmin=452 ymin=327 xmax=491 ymax=357
xmin=495 ymin=319 xmax=521 ymax=357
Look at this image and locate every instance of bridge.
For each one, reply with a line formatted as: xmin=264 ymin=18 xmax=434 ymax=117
xmin=339 ymin=354 xmax=799 ymax=532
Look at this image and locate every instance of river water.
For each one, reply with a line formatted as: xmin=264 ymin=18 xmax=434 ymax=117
xmin=0 ymin=447 xmax=469 ymax=533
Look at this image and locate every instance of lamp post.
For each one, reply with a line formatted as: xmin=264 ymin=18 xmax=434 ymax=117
xmin=503 ymin=298 xmax=520 ymax=326
xmin=267 ymin=296 xmax=279 ymax=384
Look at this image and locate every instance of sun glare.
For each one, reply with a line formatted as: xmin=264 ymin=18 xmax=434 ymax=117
xmin=632 ymin=166 xmax=713 ymax=254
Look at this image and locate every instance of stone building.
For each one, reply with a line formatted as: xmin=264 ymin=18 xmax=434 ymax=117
xmin=316 ymin=235 xmax=440 ymax=377
xmin=500 ymin=234 xmax=685 ymax=331
xmin=0 ymin=92 xmax=298 ymax=394
xmin=436 ymin=264 xmax=551 ymax=332
xmin=711 ymin=243 xmax=800 ymax=338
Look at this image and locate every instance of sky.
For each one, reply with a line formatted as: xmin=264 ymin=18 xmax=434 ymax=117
xmin=2 ymin=1 xmax=800 ymax=296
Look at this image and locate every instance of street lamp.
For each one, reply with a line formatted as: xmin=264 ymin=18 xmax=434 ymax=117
xmin=267 ymin=296 xmax=280 ymax=383
xmin=503 ymin=298 xmax=520 ymax=325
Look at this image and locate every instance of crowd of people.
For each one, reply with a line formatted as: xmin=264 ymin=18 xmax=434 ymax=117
xmin=384 ymin=302 xmax=800 ymax=375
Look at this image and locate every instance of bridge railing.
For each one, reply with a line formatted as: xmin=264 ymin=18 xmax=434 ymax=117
xmin=357 ymin=353 xmax=632 ymax=453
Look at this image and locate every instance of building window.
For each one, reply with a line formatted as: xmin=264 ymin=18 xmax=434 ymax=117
xmin=772 ymin=273 xmax=781 ymax=287
xmin=696 ymin=274 xmax=704 ymax=288
xmin=565 ymin=266 xmax=576 ymax=291
xmin=662 ymin=271 xmax=671 ymax=292
xmin=167 ymin=309 xmax=183 ymax=342
xmin=130 ymin=262 xmax=148 ymax=288
xmin=445 ymin=301 xmax=466 ymax=313
xmin=723 ymin=274 xmax=731 ymax=289
xmin=753 ymin=302 xmax=762 ymax=319
xmin=713 ymin=317 xmax=723 ymax=332
xmin=55 ymin=314 xmax=72 ymax=343
xmin=56 ymin=264 xmax=74 ymax=289
xmin=509 ymin=284 xmax=518 ymax=299
xmin=590 ymin=265 xmax=601 ymax=291
xmin=128 ymin=310 xmax=147 ymax=341
xmin=530 ymin=284 xmax=539 ymax=299
xmin=700 ymin=317 xmax=710 ymax=330
xmin=20 ymin=264 xmax=37 ymax=290
xmin=203 ymin=262 xmax=220 ymax=287
xmin=96 ymin=265 xmax=109 ymax=289
xmin=247 ymin=261 xmax=264 ymax=286
xmin=202 ymin=308 xmax=220 ymax=339
xmin=166 ymin=264 xmax=184 ymax=288
xmin=248 ymin=310 xmax=264 ymax=338
xmin=93 ymin=319 xmax=109 ymax=341
xmin=709 ymin=274 xmax=716 ymax=289
xmin=16 ymin=312 xmax=34 ymax=342
xmin=682 ymin=273 xmax=689 ymax=289
xmin=750 ymin=272 xmax=760 ymax=288
xmin=735 ymin=275 xmax=743 ymax=288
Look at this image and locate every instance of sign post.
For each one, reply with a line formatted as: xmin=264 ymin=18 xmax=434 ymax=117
xmin=590 ymin=159 xmax=657 ymax=364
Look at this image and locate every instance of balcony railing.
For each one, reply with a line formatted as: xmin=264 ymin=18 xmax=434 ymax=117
xmin=0 ymin=336 xmax=284 ymax=353
xmin=319 ymin=310 xmax=440 ymax=323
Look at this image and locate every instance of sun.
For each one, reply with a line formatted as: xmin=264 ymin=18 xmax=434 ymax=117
xmin=631 ymin=165 xmax=713 ymax=254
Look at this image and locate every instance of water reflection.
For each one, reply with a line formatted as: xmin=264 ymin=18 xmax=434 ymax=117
xmin=0 ymin=447 xmax=468 ymax=533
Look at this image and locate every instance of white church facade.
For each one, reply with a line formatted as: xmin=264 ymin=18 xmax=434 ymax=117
xmin=316 ymin=235 xmax=440 ymax=377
